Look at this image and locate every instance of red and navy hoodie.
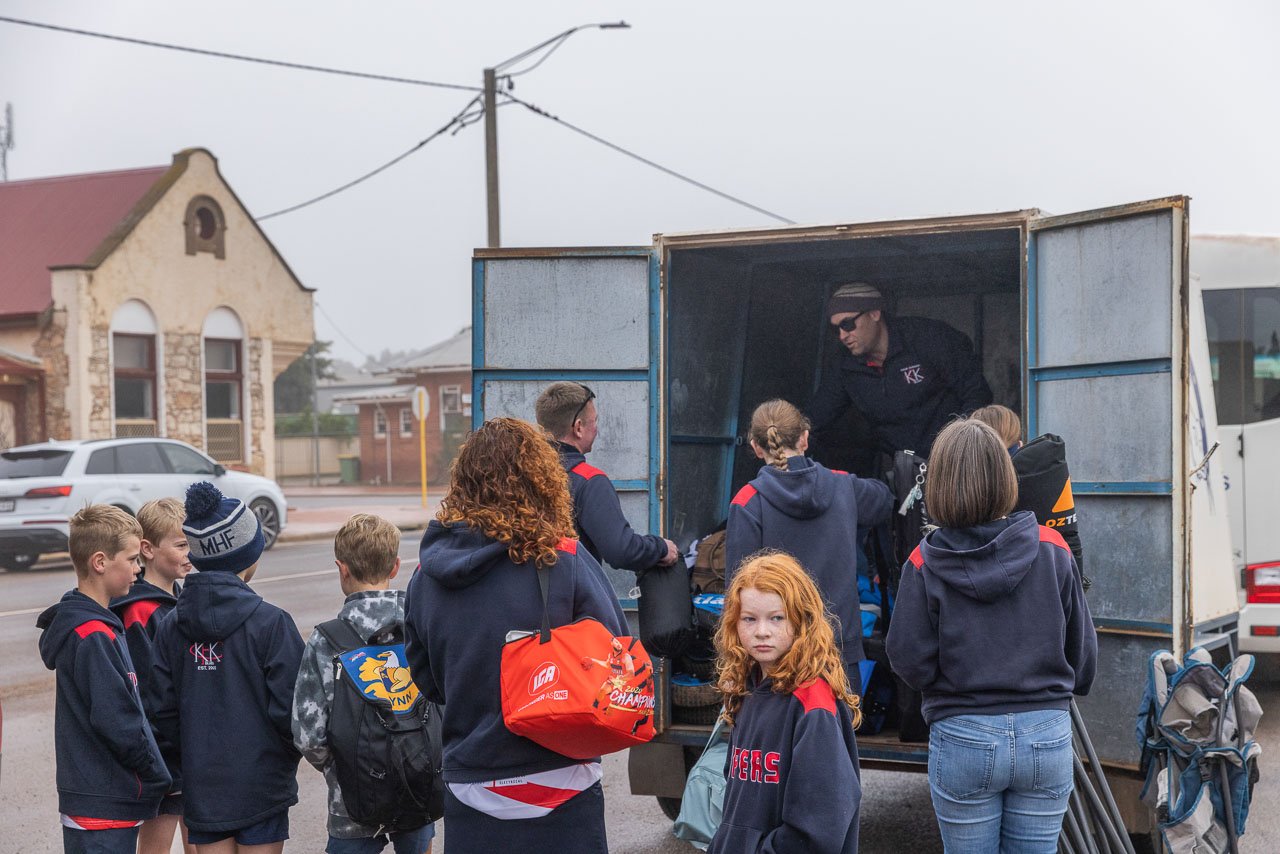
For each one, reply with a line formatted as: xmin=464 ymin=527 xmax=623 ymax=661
xmin=557 ymin=442 xmax=667 ymax=571
xmin=710 ymin=674 xmax=861 ymax=854
xmin=885 ymin=511 xmax=1098 ymax=725
xmin=405 ymin=521 xmax=628 ymax=784
xmin=37 ymin=590 xmax=172 ymax=821
xmin=727 ymin=456 xmax=892 ymax=663
xmin=110 ymin=576 xmax=178 ymax=703
xmin=149 ymin=571 xmax=304 ymax=832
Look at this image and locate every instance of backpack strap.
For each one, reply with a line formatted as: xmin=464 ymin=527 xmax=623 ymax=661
xmin=316 ymin=618 xmax=368 ymax=653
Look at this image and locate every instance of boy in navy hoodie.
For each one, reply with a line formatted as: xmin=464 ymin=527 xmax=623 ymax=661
xmin=151 ymin=482 xmax=304 ymax=852
xmin=37 ymin=505 xmax=172 ymax=854
xmin=109 ymin=497 xmax=194 ymax=854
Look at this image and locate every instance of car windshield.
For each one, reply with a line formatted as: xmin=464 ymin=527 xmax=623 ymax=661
xmin=0 ymin=449 xmax=74 ymax=478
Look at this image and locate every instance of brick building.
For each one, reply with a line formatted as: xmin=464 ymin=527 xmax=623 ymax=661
xmin=0 ymin=149 xmax=314 ymax=474
xmin=335 ymin=327 xmax=470 ymax=485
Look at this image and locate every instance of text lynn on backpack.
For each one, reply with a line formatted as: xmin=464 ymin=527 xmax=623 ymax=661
xmin=316 ymin=618 xmax=445 ymax=833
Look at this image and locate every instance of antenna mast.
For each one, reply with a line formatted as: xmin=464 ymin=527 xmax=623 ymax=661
xmin=0 ymin=103 xmax=14 ymax=181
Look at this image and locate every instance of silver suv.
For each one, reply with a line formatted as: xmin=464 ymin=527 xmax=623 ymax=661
xmin=0 ymin=438 xmax=287 ymax=571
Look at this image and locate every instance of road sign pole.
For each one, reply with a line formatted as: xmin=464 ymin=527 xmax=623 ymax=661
xmin=412 ymin=386 xmax=430 ymax=508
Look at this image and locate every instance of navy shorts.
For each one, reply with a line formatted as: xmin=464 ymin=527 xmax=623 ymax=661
xmin=62 ymin=826 xmax=139 ymax=854
xmin=186 ymin=811 xmax=289 ymax=846
xmin=157 ymin=792 xmax=185 ymax=817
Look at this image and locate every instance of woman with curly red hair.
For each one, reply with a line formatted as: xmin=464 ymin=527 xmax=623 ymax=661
xmin=710 ymin=551 xmax=863 ymax=854
xmin=403 ymin=417 xmax=626 ymax=853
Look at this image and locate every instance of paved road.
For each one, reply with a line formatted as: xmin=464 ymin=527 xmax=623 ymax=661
xmin=2 ymin=535 xmax=1276 ymax=852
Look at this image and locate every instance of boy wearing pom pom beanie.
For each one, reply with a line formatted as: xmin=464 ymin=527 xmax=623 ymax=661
xmin=150 ymin=482 xmax=305 ymax=852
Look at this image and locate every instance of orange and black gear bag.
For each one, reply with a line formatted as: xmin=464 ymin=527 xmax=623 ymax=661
xmin=500 ymin=553 xmax=657 ymax=759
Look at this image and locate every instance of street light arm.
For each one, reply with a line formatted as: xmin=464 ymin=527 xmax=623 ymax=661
xmin=491 ymin=21 xmax=629 ymax=73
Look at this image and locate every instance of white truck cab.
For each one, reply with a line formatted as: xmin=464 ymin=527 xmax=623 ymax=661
xmin=1194 ymin=235 xmax=1280 ymax=652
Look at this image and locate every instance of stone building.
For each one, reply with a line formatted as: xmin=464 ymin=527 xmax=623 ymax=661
xmin=0 ymin=148 xmax=314 ymax=475
xmin=335 ymin=327 xmax=471 ymax=485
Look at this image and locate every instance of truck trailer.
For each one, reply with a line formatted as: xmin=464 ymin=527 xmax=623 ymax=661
xmin=470 ymin=196 xmax=1238 ymax=843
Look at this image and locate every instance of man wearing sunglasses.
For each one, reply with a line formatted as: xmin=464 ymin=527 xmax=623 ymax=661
xmin=808 ymin=282 xmax=992 ymax=461
xmin=535 ymin=382 xmax=680 ymax=572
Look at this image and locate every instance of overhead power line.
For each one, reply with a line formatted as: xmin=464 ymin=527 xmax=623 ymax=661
xmin=258 ymin=96 xmax=488 ymax=220
xmin=501 ymin=92 xmax=796 ymax=225
xmin=314 ymin=300 xmax=375 ymax=362
xmin=0 ymin=15 xmax=480 ymax=92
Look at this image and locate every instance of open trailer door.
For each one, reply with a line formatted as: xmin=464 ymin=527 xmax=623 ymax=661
xmin=1027 ymin=197 xmax=1194 ymax=766
xmin=471 ymin=248 xmax=660 ymax=599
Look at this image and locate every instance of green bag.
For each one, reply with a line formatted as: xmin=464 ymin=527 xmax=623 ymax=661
xmin=672 ymin=714 xmax=729 ymax=850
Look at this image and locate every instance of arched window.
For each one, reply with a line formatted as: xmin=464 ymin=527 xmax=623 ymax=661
xmin=203 ymin=307 xmax=244 ymax=463
xmin=111 ymin=300 xmax=159 ymax=437
xmin=184 ymin=195 xmax=226 ymax=259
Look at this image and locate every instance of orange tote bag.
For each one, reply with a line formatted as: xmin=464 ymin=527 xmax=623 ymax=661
xmin=500 ymin=560 xmax=656 ymax=759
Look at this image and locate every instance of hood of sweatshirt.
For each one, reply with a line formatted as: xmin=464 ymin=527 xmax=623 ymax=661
xmin=109 ymin=576 xmax=178 ymax=612
xmin=918 ymin=511 xmax=1041 ymax=603
xmin=419 ymin=520 xmax=514 ymax=590
xmin=335 ymin=589 xmax=406 ymax=642
xmin=172 ymin=570 xmax=262 ymax=641
xmin=37 ymin=590 xmax=124 ymax=669
xmin=752 ymin=456 xmax=833 ymax=521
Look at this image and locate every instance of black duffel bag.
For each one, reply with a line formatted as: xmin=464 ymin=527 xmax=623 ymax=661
xmin=636 ymin=563 xmax=694 ymax=659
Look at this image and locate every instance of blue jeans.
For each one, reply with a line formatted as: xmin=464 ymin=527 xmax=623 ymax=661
xmin=928 ymin=709 xmax=1074 ymax=854
xmin=326 ymin=823 xmax=436 ymax=854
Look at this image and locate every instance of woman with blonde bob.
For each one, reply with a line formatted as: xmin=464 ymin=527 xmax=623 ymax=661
xmin=403 ymin=418 xmax=626 ymax=853
xmin=886 ymin=418 xmax=1097 ymax=853
xmin=709 ymin=551 xmax=863 ymax=854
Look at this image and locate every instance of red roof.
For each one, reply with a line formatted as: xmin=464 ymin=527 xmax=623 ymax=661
xmin=0 ymin=165 xmax=168 ymax=319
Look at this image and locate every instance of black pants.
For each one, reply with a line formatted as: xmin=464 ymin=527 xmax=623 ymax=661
xmin=443 ymin=782 xmax=607 ymax=854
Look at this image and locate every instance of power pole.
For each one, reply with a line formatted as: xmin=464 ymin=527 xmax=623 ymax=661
xmin=309 ymin=346 xmax=321 ymax=487
xmin=483 ymin=69 xmax=500 ymax=248
xmin=0 ymin=103 xmax=14 ymax=182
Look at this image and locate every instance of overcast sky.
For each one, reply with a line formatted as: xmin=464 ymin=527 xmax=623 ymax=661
xmin=3 ymin=1 xmax=1278 ymax=364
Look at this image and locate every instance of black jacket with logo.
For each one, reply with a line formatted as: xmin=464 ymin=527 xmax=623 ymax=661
xmin=149 ymin=572 xmax=304 ymax=832
xmin=808 ymin=314 xmax=993 ymax=457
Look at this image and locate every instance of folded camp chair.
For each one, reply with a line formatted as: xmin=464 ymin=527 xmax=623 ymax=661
xmin=1136 ymin=647 xmax=1262 ymax=854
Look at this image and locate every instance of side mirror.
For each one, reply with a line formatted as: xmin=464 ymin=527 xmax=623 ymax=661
xmin=213 ymin=464 xmax=227 ymax=477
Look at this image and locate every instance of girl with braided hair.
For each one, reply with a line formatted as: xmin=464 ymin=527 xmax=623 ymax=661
xmin=726 ymin=399 xmax=893 ymax=679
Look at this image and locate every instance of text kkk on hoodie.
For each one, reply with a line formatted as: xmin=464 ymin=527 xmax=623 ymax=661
xmin=404 ymin=521 xmax=628 ymax=785
xmin=150 ymin=570 xmax=305 ymax=832
xmin=886 ymin=512 xmax=1097 ymax=725
xmin=38 ymin=590 xmax=172 ymax=822
xmin=727 ymin=456 xmax=892 ymax=665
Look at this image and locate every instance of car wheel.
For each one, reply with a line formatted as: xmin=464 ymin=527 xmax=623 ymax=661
xmin=656 ymin=795 xmax=682 ymax=822
xmin=0 ymin=552 xmax=40 ymax=571
xmin=250 ymin=499 xmax=281 ymax=550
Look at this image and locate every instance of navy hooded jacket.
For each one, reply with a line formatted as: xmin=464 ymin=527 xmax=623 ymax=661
xmin=709 ymin=676 xmax=861 ymax=854
xmin=727 ymin=456 xmax=893 ymax=663
xmin=557 ymin=442 xmax=667 ymax=571
xmin=404 ymin=521 xmax=627 ymax=784
xmin=149 ymin=571 xmax=304 ymax=832
xmin=37 ymin=590 xmax=171 ymax=821
xmin=109 ymin=576 xmax=178 ymax=710
xmin=808 ymin=314 xmax=993 ymax=456
xmin=885 ymin=511 xmax=1098 ymax=724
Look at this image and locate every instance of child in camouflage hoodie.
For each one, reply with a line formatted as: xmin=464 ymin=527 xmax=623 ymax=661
xmin=292 ymin=514 xmax=436 ymax=854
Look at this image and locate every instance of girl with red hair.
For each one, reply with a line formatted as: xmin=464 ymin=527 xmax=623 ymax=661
xmin=710 ymin=551 xmax=863 ymax=854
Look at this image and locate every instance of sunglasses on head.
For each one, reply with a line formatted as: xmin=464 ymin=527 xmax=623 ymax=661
xmin=835 ymin=313 xmax=865 ymax=333
xmin=572 ymin=384 xmax=595 ymax=424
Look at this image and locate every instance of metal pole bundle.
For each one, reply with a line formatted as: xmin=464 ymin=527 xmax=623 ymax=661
xmin=1058 ymin=700 xmax=1138 ymax=854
